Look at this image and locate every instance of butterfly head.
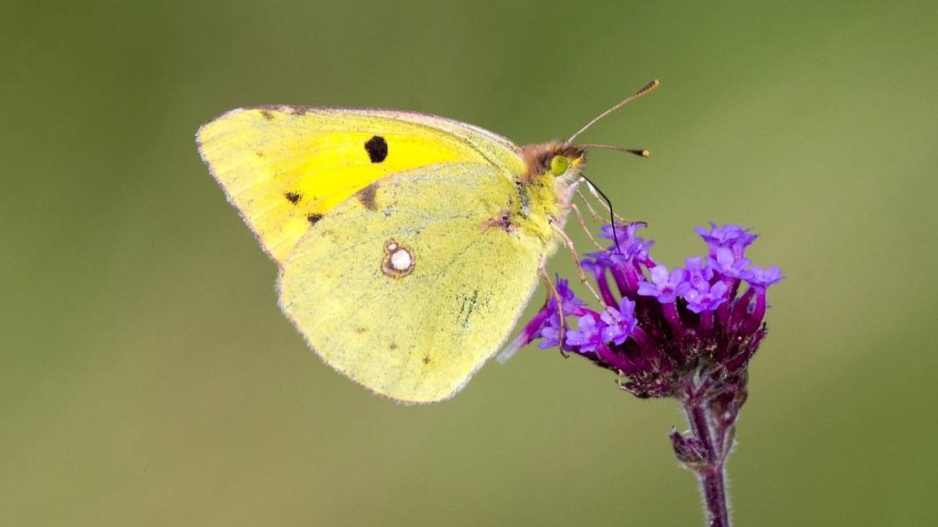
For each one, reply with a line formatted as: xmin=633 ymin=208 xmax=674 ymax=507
xmin=521 ymin=142 xmax=586 ymax=184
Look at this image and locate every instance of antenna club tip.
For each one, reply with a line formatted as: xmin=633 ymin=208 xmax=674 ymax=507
xmin=567 ymin=79 xmax=659 ymax=143
xmin=636 ymin=80 xmax=660 ymax=95
xmin=624 ymin=148 xmax=650 ymax=158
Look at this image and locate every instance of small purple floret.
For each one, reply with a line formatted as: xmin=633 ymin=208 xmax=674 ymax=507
xmin=530 ymin=279 xmax=588 ymax=348
xmin=554 ymin=278 xmax=588 ymax=313
xmin=600 ymin=297 xmax=637 ymax=346
xmin=743 ymin=265 xmax=784 ymax=288
xmin=496 ymin=278 xmax=587 ymax=362
xmin=638 ymin=265 xmax=691 ymax=303
xmin=534 ymin=315 xmax=563 ymax=349
xmin=695 ymin=223 xmax=758 ymax=257
xmin=684 ymin=280 xmax=729 ymax=313
xmin=708 ymin=247 xmax=750 ymax=279
xmin=684 ymin=257 xmax=714 ymax=290
xmin=599 ymin=222 xmax=655 ymax=266
xmin=565 ymin=314 xmax=604 ymax=352
xmin=599 ymin=221 xmax=645 ymax=242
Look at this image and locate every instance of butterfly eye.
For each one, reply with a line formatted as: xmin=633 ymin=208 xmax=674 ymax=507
xmin=549 ymin=155 xmax=569 ymax=176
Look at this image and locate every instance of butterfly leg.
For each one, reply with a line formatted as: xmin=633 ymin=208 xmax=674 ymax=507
xmin=539 ymin=267 xmax=569 ymax=358
xmin=552 ymin=224 xmax=604 ymax=303
xmin=569 ymin=203 xmax=606 ymax=251
xmin=575 ymin=188 xmax=606 ymax=223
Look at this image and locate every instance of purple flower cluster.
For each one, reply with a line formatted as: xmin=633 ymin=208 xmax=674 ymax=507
xmin=503 ymin=223 xmax=782 ymax=402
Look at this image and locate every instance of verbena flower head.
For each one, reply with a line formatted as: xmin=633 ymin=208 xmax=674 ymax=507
xmin=507 ymin=223 xmax=782 ymax=405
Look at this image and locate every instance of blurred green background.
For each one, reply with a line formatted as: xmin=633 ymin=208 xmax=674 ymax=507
xmin=2 ymin=0 xmax=936 ymax=525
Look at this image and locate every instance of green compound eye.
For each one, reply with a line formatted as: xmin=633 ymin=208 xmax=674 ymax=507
xmin=549 ymin=155 xmax=569 ymax=176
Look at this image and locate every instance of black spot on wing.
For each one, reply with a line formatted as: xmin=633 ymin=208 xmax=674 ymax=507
xmin=285 ymin=192 xmax=301 ymax=204
xmin=307 ymin=213 xmax=323 ymax=225
xmin=364 ymin=135 xmax=388 ymax=163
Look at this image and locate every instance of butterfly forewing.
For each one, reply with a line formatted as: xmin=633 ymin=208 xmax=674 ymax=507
xmin=197 ymin=107 xmax=525 ymax=264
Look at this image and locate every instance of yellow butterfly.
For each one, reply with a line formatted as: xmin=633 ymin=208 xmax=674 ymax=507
xmin=196 ymin=81 xmax=657 ymax=404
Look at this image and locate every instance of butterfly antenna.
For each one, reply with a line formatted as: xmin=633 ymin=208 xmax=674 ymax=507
xmin=580 ymin=174 xmax=622 ymax=253
xmin=567 ymin=80 xmax=660 ymax=143
xmin=578 ymin=144 xmax=650 ymax=158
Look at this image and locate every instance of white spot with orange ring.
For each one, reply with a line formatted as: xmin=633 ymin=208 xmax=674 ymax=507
xmin=382 ymin=240 xmax=415 ymax=278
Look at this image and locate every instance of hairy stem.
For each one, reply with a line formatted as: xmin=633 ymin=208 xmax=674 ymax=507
xmin=684 ymin=400 xmax=731 ymax=527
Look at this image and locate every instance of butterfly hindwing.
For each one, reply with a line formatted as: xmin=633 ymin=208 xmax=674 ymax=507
xmin=277 ymin=162 xmax=545 ymax=403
